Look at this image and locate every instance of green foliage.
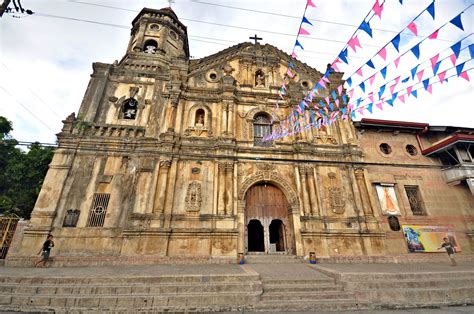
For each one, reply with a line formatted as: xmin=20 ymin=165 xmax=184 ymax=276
xmin=0 ymin=116 xmax=54 ymax=218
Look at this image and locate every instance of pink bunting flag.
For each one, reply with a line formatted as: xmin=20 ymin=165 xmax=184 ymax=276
xmin=299 ymin=27 xmax=311 ymax=35
xmin=325 ymin=96 xmax=330 ymax=104
xmin=335 ymin=99 xmax=340 ymax=107
xmin=407 ymin=86 xmax=413 ymax=96
xmin=319 ymin=79 xmax=326 ymax=88
xmin=337 ymin=84 xmax=343 ymax=96
xmin=378 ymin=47 xmax=387 ymax=61
xmin=429 ymin=30 xmax=439 ymax=40
xmin=357 ymin=108 xmax=365 ymax=116
xmin=398 ymin=94 xmax=405 ymax=103
xmin=287 ymin=69 xmax=294 ymax=78
xmin=394 ymin=56 xmax=401 ymax=68
xmin=416 ymin=69 xmax=424 ymax=82
xmin=368 ymin=93 xmax=374 ymax=102
xmin=348 ymin=89 xmax=354 ymax=98
xmin=460 ymin=71 xmax=470 ymax=81
xmin=376 ymin=102 xmax=383 ymax=111
xmin=438 ymin=70 xmax=446 ymax=83
xmin=332 ymin=62 xmax=340 ymax=72
xmin=430 ymin=54 xmax=439 ymax=70
xmin=322 ymin=76 xmax=330 ymax=83
xmin=348 ymin=36 xmax=362 ymax=52
xmin=356 ymin=68 xmax=363 ymax=76
xmin=450 ymin=53 xmax=457 ymax=66
xmin=394 ymin=76 xmax=401 ymax=85
xmin=426 ymin=84 xmax=433 ymax=94
xmin=291 ymin=51 xmax=298 ymax=58
xmin=307 ymin=0 xmax=316 ymax=8
xmin=390 ymin=83 xmax=397 ymax=94
xmin=407 ymin=22 xmax=418 ymax=36
xmin=314 ymin=89 xmax=320 ymax=95
xmin=372 ymin=0 xmax=384 ymax=18
xmin=369 ymin=74 xmax=376 ymax=85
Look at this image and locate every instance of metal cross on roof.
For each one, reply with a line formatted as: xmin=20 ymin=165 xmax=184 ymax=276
xmin=249 ymin=34 xmax=262 ymax=45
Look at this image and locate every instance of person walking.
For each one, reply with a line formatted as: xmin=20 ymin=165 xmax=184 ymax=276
xmin=438 ymin=237 xmax=457 ymax=266
xmin=34 ymin=234 xmax=54 ymax=268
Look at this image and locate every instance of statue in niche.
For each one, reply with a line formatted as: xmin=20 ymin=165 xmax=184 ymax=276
xmin=121 ymin=87 xmax=139 ymax=120
xmin=195 ymin=109 xmax=205 ymax=126
xmin=255 ymin=70 xmax=265 ymax=87
xmin=185 ymin=181 xmax=202 ymax=214
xmin=327 ymin=172 xmax=345 ymax=214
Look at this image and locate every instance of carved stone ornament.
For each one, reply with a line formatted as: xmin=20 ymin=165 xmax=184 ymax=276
xmin=185 ymin=181 xmax=202 ymax=214
xmin=256 ymin=163 xmax=275 ymax=171
xmin=327 ymin=172 xmax=345 ymax=214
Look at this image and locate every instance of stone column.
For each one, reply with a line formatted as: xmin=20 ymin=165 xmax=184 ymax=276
xmin=226 ymin=103 xmax=234 ymax=136
xmin=153 ymin=159 xmax=171 ymax=213
xmin=167 ymin=100 xmax=178 ymax=132
xmin=354 ymin=168 xmax=374 ymax=216
xmin=299 ymin=167 xmax=311 ymax=216
xmin=225 ymin=162 xmax=234 ymax=215
xmin=237 ymin=200 xmax=246 ymax=254
xmin=307 ymin=170 xmax=319 ymax=216
xmin=217 ymin=163 xmax=226 ymax=215
xmin=221 ymin=105 xmax=228 ymax=136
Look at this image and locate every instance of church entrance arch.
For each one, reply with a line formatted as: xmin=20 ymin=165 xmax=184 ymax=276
xmin=244 ymin=182 xmax=294 ymax=254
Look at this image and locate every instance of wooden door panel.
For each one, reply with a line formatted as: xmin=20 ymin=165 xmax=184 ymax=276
xmin=245 ymin=184 xmax=288 ymax=218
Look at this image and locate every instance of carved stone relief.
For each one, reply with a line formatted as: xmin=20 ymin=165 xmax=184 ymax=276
xmin=327 ymin=172 xmax=345 ymax=214
xmin=185 ymin=181 xmax=202 ymax=215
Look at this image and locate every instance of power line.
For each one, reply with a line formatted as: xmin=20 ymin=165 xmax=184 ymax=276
xmin=0 ymin=86 xmax=56 ymax=132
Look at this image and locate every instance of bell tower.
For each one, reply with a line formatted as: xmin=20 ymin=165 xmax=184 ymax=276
xmin=127 ymin=7 xmax=189 ymax=59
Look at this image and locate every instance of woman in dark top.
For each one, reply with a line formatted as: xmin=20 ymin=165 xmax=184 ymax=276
xmin=34 ymin=234 xmax=54 ymax=268
xmin=438 ymin=237 xmax=457 ymax=266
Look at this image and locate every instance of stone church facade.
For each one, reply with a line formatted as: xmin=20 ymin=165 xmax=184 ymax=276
xmin=12 ymin=8 xmax=473 ymax=261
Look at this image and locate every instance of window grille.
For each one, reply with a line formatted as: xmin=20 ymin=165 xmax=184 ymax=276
xmin=404 ymin=186 xmax=425 ymax=215
xmin=63 ymin=209 xmax=80 ymax=227
xmin=253 ymin=114 xmax=272 ymax=147
xmin=87 ymin=193 xmax=110 ymax=227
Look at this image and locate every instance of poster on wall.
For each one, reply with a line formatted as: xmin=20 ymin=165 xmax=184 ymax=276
xmin=402 ymin=225 xmax=461 ymax=253
xmin=375 ymin=184 xmax=401 ymax=215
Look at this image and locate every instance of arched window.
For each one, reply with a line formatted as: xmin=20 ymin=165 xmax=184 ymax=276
xmin=143 ymin=39 xmax=158 ymax=54
xmin=121 ymin=98 xmax=138 ymax=120
xmin=253 ymin=113 xmax=272 ymax=147
xmin=63 ymin=209 xmax=80 ymax=227
xmin=195 ymin=109 xmax=205 ymax=126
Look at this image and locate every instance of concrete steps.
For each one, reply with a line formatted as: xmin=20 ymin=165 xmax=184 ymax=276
xmin=0 ymin=273 xmax=262 ymax=312
xmin=244 ymin=254 xmax=304 ymax=264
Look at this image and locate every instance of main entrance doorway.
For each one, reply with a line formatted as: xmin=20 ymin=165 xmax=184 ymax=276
xmin=245 ymin=183 xmax=294 ymax=254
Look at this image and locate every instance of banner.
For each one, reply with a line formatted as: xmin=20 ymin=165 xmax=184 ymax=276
xmin=402 ymin=225 xmax=461 ymax=253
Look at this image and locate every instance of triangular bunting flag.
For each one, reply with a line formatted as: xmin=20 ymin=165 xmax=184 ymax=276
xmin=411 ymin=65 xmax=419 ymax=79
xmin=381 ymin=66 xmax=387 ymax=79
xmin=390 ymin=83 xmax=397 ymax=94
xmin=366 ymin=60 xmax=375 ymax=69
xmin=451 ymin=42 xmax=461 ymax=58
xmin=456 ymin=63 xmax=464 ymax=76
xmin=307 ymin=0 xmax=316 ymax=8
xmin=402 ymin=77 xmax=410 ymax=83
xmin=338 ymin=49 xmax=349 ymax=64
xmin=338 ymin=84 xmax=343 ymax=96
xmin=295 ymin=40 xmax=304 ymax=50
xmin=342 ymin=94 xmax=347 ymax=104
xmin=450 ymin=13 xmax=464 ymax=31
xmin=391 ymin=34 xmax=401 ymax=52
xmin=433 ymin=61 xmax=441 ymax=76
xmin=359 ymin=20 xmax=373 ymax=37
xmin=423 ymin=78 xmax=430 ymax=90
xmin=359 ymin=82 xmax=365 ymax=92
xmin=288 ymin=62 xmax=296 ymax=69
xmin=427 ymin=84 xmax=433 ymax=94
xmin=438 ymin=70 xmax=447 ymax=83
xmin=346 ymin=77 xmax=352 ymax=87
xmin=394 ymin=76 xmax=401 ymax=85
xmin=299 ymin=27 xmax=310 ymax=35
xmin=412 ymin=90 xmax=418 ymax=98
xmin=398 ymin=94 xmax=405 ymax=103
xmin=302 ymin=16 xmax=313 ymax=26
xmin=411 ymin=44 xmax=420 ymax=59
xmin=331 ymin=90 xmax=338 ymax=100
xmin=372 ymin=0 xmax=384 ymax=18
xmin=376 ymin=102 xmax=383 ymax=110
xmin=385 ymin=99 xmax=394 ymax=107
xmin=369 ymin=74 xmax=376 ymax=86
xmin=469 ymin=44 xmax=474 ymax=59
xmin=394 ymin=56 xmax=401 ymax=68
xmin=460 ymin=71 xmax=470 ymax=81
xmin=429 ymin=29 xmax=439 ymax=39
xmin=407 ymin=86 xmax=413 ymax=96
xmin=291 ymin=51 xmax=298 ymax=58
xmin=348 ymin=36 xmax=362 ymax=52
xmin=379 ymin=84 xmax=386 ymax=99
xmin=430 ymin=54 xmax=439 ymax=70
xmin=348 ymin=88 xmax=354 ymax=98
xmin=368 ymin=93 xmax=374 ymax=102
xmin=356 ymin=68 xmax=363 ymax=76
xmin=378 ymin=47 xmax=387 ymax=61
xmin=407 ymin=22 xmax=418 ymax=36
xmin=287 ymin=69 xmax=295 ymax=78
xmin=399 ymin=0 xmax=403 ymax=4
xmin=427 ymin=1 xmax=435 ymax=20
xmin=416 ymin=69 xmax=424 ymax=82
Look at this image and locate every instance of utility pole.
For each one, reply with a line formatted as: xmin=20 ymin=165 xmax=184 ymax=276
xmin=0 ymin=0 xmax=12 ymax=17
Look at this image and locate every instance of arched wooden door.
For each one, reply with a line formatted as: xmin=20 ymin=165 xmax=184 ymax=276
xmin=245 ymin=183 xmax=294 ymax=254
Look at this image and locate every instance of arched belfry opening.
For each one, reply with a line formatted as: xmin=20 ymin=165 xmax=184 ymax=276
xmin=245 ymin=182 xmax=294 ymax=254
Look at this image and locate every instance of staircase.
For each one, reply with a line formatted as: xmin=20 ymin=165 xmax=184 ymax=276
xmin=0 ymin=273 xmax=262 ymax=312
xmin=244 ymin=254 xmax=304 ymax=264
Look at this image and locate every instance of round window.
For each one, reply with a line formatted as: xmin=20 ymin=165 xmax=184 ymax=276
xmin=209 ymin=73 xmax=217 ymax=80
xmin=406 ymin=144 xmax=418 ymax=156
xmin=379 ymin=143 xmax=392 ymax=155
xmin=149 ymin=24 xmax=160 ymax=31
xmin=301 ymin=81 xmax=309 ymax=88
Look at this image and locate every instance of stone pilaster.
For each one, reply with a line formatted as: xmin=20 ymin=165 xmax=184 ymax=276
xmin=354 ymin=168 xmax=374 ymax=216
xmin=152 ymin=159 xmax=171 ymax=213
xmin=217 ymin=163 xmax=226 ymax=215
xmin=224 ymin=162 xmax=234 ymax=215
xmin=167 ymin=100 xmax=178 ymax=132
xmin=299 ymin=166 xmax=311 ymax=216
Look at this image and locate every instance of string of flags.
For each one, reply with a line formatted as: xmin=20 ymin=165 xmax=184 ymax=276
xmin=264 ymin=0 xmax=472 ymax=141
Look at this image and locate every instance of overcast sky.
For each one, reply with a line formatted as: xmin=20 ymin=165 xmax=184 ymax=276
xmin=0 ymin=0 xmax=473 ymax=144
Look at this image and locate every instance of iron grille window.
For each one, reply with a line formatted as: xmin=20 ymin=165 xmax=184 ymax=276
xmin=87 ymin=193 xmax=110 ymax=227
xmin=404 ymin=186 xmax=425 ymax=215
xmin=63 ymin=209 xmax=80 ymax=227
xmin=253 ymin=114 xmax=272 ymax=147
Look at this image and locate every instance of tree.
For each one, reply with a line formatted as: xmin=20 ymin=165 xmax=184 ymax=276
xmin=0 ymin=116 xmax=53 ymax=218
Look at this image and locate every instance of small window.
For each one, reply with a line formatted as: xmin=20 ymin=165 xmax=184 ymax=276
xmin=404 ymin=186 xmax=425 ymax=216
xmin=209 ymin=73 xmax=217 ymax=80
xmin=87 ymin=193 xmax=110 ymax=227
xmin=379 ymin=143 xmax=392 ymax=155
xmin=388 ymin=216 xmax=401 ymax=231
xmin=121 ymin=98 xmax=138 ymax=120
xmin=253 ymin=113 xmax=272 ymax=147
xmin=195 ymin=109 xmax=205 ymax=126
xmin=63 ymin=209 xmax=80 ymax=227
xmin=169 ymin=30 xmax=178 ymax=40
xmin=301 ymin=81 xmax=309 ymax=88
xmin=149 ymin=24 xmax=160 ymax=31
xmin=406 ymin=144 xmax=418 ymax=156
xmin=143 ymin=39 xmax=158 ymax=54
